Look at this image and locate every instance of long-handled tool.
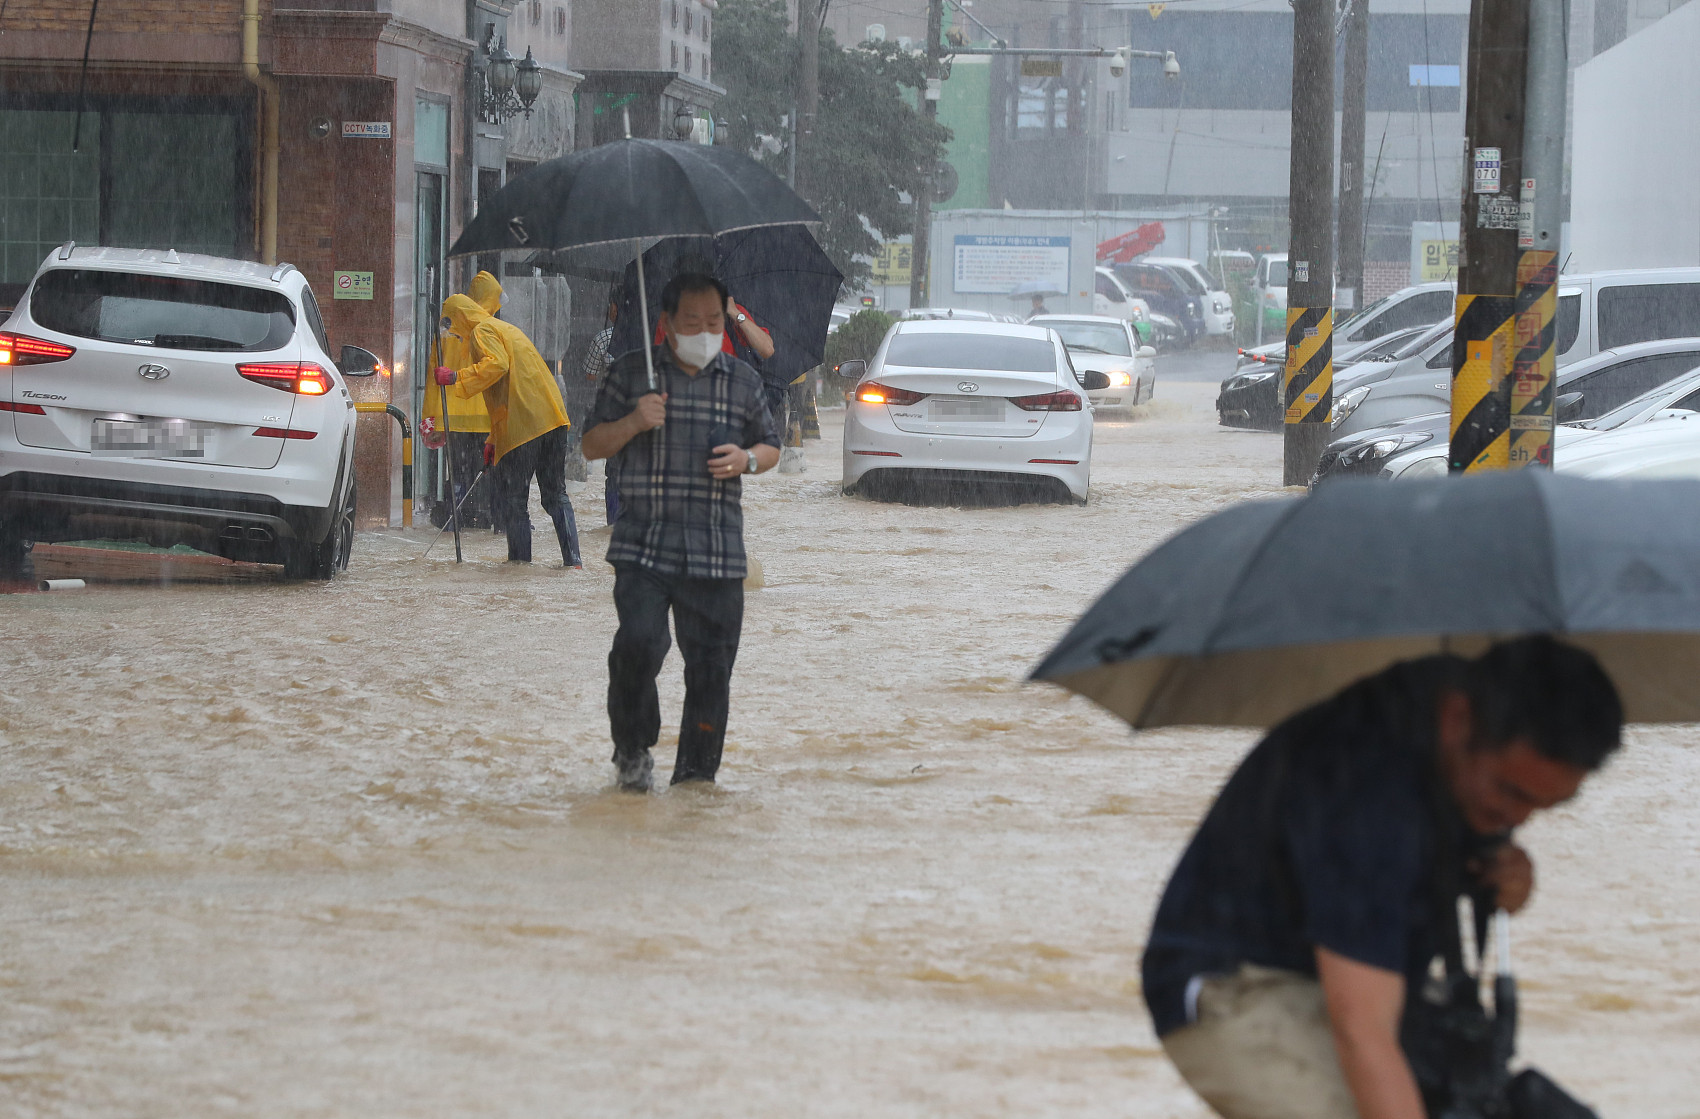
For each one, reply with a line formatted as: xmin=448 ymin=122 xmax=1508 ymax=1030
xmin=427 ymin=264 xmax=464 ymax=562
xmin=420 ymin=469 xmax=487 ymax=561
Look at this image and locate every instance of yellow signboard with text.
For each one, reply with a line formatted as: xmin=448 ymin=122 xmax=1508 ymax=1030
xmin=872 ymin=242 xmax=912 ymax=286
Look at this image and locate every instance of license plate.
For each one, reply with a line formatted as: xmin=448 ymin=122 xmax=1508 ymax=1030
xmin=929 ymin=397 xmax=1003 ymax=420
xmin=91 ymin=418 xmax=211 ymax=458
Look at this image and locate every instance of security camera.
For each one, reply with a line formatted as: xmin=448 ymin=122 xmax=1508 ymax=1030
xmin=1108 ymin=48 xmax=1128 ymax=78
xmin=1162 ymin=51 xmax=1180 ymax=79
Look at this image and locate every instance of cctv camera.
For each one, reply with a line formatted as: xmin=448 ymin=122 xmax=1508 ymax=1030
xmin=1108 ymin=48 xmax=1128 ymax=78
xmin=1162 ymin=51 xmax=1180 ymax=79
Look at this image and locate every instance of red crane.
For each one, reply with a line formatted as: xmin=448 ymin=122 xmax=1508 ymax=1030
xmin=1096 ymin=222 xmax=1166 ymax=265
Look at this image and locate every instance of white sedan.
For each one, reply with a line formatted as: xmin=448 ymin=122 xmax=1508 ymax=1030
xmin=1027 ymin=313 xmax=1155 ymax=413
xmin=840 ymin=320 xmax=1101 ymax=504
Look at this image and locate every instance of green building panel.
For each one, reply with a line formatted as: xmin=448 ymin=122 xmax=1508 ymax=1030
xmin=936 ymin=58 xmax=990 ymax=211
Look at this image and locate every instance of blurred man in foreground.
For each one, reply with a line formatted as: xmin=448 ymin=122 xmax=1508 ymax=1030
xmin=435 ymin=293 xmax=580 ymax=567
xmin=1143 ymin=637 xmax=1622 ymax=1119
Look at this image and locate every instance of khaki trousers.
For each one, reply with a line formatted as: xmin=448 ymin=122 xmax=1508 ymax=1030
xmin=1161 ymin=965 xmax=1360 ymax=1119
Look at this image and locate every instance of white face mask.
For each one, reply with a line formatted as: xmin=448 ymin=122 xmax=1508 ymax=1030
xmin=671 ymin=331 xmax=721 ymax=369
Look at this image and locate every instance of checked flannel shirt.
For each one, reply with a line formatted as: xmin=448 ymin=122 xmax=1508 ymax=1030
xmin=591 ymin=345 xmax=779 ymax=580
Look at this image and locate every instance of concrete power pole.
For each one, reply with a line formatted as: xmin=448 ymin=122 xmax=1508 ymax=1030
xmin=1337 ymin=0 xmax=1369 ymax=312
xmin=909 ymin=0 xmax=944 ymax=309
xmin=1447 ymin=0 xmax=1528 ymax=472
xmin=1508 ymin=0 xmax=1567 ymax=468
xmin=797 ymin=0 xmax=821 ymax=198
xmin=1282 ymin=0 xmax=1337 ymax=486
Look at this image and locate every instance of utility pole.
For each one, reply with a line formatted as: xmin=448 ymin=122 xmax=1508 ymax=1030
xmin=909 ymin=0 xmax=944 ymax=309
xmin=1508 ymin=0 xmax=1566 ymax=469
xmin=1447 ymin=0 xmax=1528 ymax=472
xmin=1282 ymin=0 xmax=1336 ymax=486
xmin=796 ymin=0 xmax=821 ymax=197
xmin=1337 ymin=0 xmax=1369 ymax=312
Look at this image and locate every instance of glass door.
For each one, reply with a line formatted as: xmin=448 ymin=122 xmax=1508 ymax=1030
xmin=413 ymin=170 xmax=445 ymax=504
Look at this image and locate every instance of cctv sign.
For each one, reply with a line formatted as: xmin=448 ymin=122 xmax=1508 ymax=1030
xmin=342 ymin=121 xmax=392 ymax=139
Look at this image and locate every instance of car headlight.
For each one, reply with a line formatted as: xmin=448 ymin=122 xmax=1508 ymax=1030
xmin=1331 ymin=385 xmax=1371 ymax=429
xmin=1388 ymin=452 xmax=1449 ymax=480
xmin=1212 ymin=299 xmax=1225 ymax=313
xmin=1106 ymin=369 xmax=1133 ymax=387
xmin=1338 ymin=430 xmax=1432 ymax=467
xmin=1234 ymin=369 xmax=1277 ymax=387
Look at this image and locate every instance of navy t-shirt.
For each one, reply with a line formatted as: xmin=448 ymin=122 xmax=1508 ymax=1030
xmin=1142 ymin=656 xmax=1480 ymax=1037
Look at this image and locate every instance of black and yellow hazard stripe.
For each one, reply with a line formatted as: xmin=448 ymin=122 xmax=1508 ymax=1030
xmin=1508 ymin=250 xmax=1559 ymax=468
xmin=1283 ymin=307 xmax=1332 ymax=424
xmin=1447 ymin=293 xmax=1518 ymax=472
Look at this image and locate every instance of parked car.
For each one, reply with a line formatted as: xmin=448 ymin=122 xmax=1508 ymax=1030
xmin=1347 ymin=345 xmax=1700 ymax=482
xmin=1558 ymin=413 xmax=1700 ymax=479
xmin=0 ymin=246 xmax=375 ymax=579
xmin=1143 ymin=256 xmax=1235 ymax=337
xmin=839 ymin=319 xmax=1102 ymax=504
xmin=1028 ymin=313 xmax=1156 ymax=413
xmin=1234 ymin=282 xmax=1455 ymax=372
xmin=1331 ymin=279 xmax=1700 ymax=441
xmin=900 ymin=307 xmax=1024 ymax=324
xmin=1113 ymin=261 xmax=1206 ymax=345
xmin=1093 ymin=266 xmax=1155 ymax=343
xmin=1217 ymin=315 xmax=1442 ymax=431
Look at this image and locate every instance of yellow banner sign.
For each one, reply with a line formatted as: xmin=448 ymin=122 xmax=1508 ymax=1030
xmin=1420 ymin=239 xmax=1459 ymax=282
xmin=872 ymin=242 xmax=912 ymax=286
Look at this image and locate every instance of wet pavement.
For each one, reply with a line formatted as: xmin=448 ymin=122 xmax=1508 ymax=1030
xmin=3 ymin=380 xmax=1695 ymax=1117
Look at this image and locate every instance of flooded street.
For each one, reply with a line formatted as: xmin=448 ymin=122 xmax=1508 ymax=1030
xmin=4 ymin=378 xmax=1697 ymax=1118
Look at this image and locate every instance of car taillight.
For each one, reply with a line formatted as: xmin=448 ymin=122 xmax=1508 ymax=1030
xmin=0 ymin=332 xmax=76 ymax=366
xmin=237 ymin=361 xmax=333 ymax=395
xmin=252 ymin=427 xmax=317 ymax=440
xmin=855 ymin=381 xmax=926 ymax=406
xmin=0 ymin=401 xmax=47 ymax=414
xmin=1011 ymin=391 xmax=1083 ymax=412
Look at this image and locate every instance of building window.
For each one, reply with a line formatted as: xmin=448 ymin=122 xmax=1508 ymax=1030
xmin=415 ymin=96 xmax=450 ymax=168
xmin=554 ymin=5 xmax=566 ymax=34
xmin=684 ymin=4 xmax=693 ymax=35
xmin=684 ymin=46 xmax=693 ymax=74
xmin=702 ymin=12 xmax=710 ymax=42
xmin=671 ymin=0 xmax=679 ymax=29
xmin=702 ymin=54 xmax=710 ymax=80
xmin=670 ymin=40 xmax=679 ymax=69
xmin=529 ymin=0 xmax=541 ymax=26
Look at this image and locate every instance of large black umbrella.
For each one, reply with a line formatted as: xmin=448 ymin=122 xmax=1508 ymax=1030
xmin=610 ymin=227 xmax=844 ymax=384
xmin=448 ymin=134 xmax=820 ymax=389
xmin=1032 ymin=473 xmax=1700 ymax=727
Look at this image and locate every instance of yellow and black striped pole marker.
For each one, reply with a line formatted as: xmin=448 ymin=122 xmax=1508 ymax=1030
xmin=1284 ymin=306 xmax=1333 ymax=425
xmin=1447 ymin=292 xmax=1517 ymax=472
xmin=1508 ymin=249 xmax=1558 ymax=468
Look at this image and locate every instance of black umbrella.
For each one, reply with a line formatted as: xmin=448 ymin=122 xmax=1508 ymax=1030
xmin=1032 ymin=472 xmax=1700 ymax=727
xmin=610 ymin=227 xmax=844 ymax=384
xmin=448 ymin=131 xmax=820 ymax=389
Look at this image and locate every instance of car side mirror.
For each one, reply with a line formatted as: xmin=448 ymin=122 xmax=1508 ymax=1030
xmin=1081 ymin=370 xmax=1111 ymax=391
xmin=835 ymin=358 xmax=867 ymax=381
xmin=337 ymin=345 xmax=381 ymax=376
xmin=1556 ymin=391 xmax=1585 ymax=423
xmin=1137 ymin=345 xmax=1156 ymax=359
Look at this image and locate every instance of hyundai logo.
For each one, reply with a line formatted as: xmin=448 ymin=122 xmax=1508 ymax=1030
xmin=138 ymin=364 xmax=170 ymax=380
xmin=957 ymin=381 xmax=980 ymax=393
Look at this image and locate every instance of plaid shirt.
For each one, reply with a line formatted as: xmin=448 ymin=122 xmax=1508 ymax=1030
xmin=591 ymin=345 xmax=779 ymax=580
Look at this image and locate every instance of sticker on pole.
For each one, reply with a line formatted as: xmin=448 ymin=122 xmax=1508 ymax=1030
xmin=1477 ymin=193 xmax=1518 ymax=231
xmin=1473 ymin=147 xmax=1502 ymax=193
xmin=1518 ymin=178 xmax=1536 ymax=248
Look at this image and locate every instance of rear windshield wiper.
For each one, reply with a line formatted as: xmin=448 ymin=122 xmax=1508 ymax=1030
xmin=153 ymin=333 xmax=247 ymax=351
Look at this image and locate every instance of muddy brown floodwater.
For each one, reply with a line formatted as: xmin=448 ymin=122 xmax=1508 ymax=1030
xmin=3 ymin=381 xmax=1697 ymax=1117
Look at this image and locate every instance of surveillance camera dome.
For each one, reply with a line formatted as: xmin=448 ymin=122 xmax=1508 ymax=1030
xmin=1162 ymin=51 xmax=1180 ymax=78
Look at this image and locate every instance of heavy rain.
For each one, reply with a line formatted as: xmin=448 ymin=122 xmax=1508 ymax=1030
xmin=3 ymin=1 xmax=1699 ymax=1117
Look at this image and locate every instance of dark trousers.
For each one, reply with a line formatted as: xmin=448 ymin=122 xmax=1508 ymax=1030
xmin=494 ymin=426 xmax=581 ymax=565
xmin=447 ymin=432 xmax=494 ymax=528
xmin=608 ymin=563 xmax=745 ymax=784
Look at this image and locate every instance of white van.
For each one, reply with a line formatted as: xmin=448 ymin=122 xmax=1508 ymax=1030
xmin=1144 ymin=256 xmax=1235 ymax=336
xmin=1552 ymin=268 xmax=1700 ymax=364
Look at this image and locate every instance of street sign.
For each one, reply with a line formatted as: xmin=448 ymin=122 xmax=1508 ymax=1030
xmin=872 ymin=242 xmax=912 ymax=287
xmin=1020 ymin=59 xmax=1063 ymax=78
xmin=1473 ymin=146 xmax=1502 ymax=193
xmin=952 ymin=235 xmax=1070 ymax=295
xmin=342 ymin=121 xmax=392 ymax=139
xmin=333 ymin=270 xmax=375 ymax=300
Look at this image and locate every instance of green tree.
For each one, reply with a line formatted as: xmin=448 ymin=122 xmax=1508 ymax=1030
xmin=713 ymin=1 xmax=950 ymax=290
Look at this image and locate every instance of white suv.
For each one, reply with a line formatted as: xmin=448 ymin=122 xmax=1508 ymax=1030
xmin=0 ymin=245 xmax=377 ymax=579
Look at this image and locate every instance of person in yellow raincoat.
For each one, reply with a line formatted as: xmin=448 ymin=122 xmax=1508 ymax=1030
xmin=434 ymin=292 xmax=581 ymax=567
xmin=423 ymin=272 xmax=500 ymax=528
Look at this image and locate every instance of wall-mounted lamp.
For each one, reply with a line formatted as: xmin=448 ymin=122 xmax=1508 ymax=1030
xmin=474 ymin=34 xmax=543 ymax=123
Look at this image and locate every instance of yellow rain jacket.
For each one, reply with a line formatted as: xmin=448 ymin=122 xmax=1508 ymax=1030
xmin=421 ymin=272 xmax=501 ymax=433
xmin=442 ymin=292 xmax=569 ymax=464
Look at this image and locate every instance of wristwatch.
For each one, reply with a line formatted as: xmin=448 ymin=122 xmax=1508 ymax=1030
xmin=744 ymin=449 xmax=758 ymax=474
xmin=734 ymin=311 xmax=749 ymax=324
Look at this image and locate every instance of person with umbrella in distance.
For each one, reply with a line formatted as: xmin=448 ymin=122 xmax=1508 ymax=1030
xmin=434 ymin=292 xmax=581 ymax=568
xmin=1138 ymin=636 xmax=1620 ymax=1119
xmin=581 ymin=270 xmax=781 ymax=792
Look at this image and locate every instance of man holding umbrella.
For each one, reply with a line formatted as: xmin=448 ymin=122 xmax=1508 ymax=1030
xmin=582 ymin=271 xmax=780 ymax=792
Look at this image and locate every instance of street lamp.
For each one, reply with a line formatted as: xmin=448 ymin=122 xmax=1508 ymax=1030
xmin=473 ymin=35 xmax=543 ymax=123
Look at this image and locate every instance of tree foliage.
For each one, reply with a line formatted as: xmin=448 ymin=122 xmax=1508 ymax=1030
xmin=713 ymin=0 xmax=950 ymax=289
